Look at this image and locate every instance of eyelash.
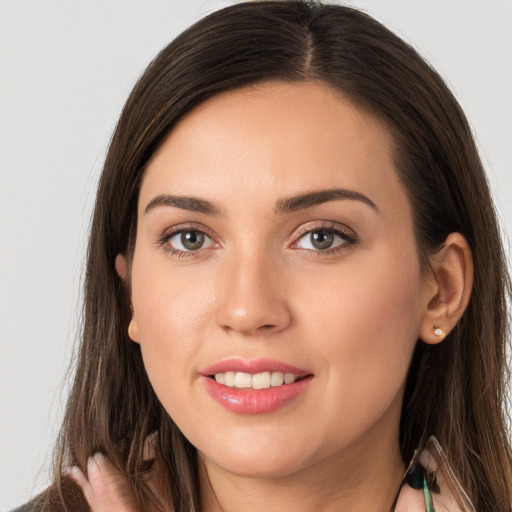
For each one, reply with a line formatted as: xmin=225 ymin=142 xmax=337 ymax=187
xmin=159 ymin=224 xmax=217 ymax=259
xmin=290 ymin=221 xmax=358 ymax=257
xmin=158 ymin=221 xmax=358 ymax=258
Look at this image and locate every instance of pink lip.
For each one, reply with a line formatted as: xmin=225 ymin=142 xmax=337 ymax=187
xmin=199 ymin=358 xmax=313 ymax=414
xmin=200 ymin=358 xmax=310 ymax=377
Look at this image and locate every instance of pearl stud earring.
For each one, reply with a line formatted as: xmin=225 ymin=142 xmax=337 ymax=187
xmin=434 ymin=327 xmax=446 ymax=339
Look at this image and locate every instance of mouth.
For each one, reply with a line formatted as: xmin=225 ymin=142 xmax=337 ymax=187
xmin=200 ymin=358 xmax=314 ymax=414
xmin=209 ymin=371 xmax=308 ymax=389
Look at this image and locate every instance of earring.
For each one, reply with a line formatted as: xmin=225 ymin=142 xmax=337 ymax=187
xmin=433 ymin=327 xmax=446 ymax=339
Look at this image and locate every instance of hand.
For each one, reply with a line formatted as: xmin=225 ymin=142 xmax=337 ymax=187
xmin=67 ymin=453 xmax=141 ymax=512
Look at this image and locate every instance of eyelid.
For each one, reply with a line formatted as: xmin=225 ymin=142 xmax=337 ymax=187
xmin=291 ymin=220 xmax=357 ymax=241
xmin=158 ymin=223 xmax=220 ymax=254
xmin=289 ymin=220 xmax=358 ymax=252
xmin=160 ymin=222 xmax=216 ymax=239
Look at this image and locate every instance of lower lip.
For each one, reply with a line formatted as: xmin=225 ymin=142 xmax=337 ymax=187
xmin=200 ymin=375 xmax=313 ymax=414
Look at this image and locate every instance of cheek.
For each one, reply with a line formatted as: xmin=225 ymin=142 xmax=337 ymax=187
xmin=132 ymin=252 xmax=214 ymax=341
xmin=328 ymin=279 xmax=419 ymax=386
xmin=129 ymin=259 xmax=216 ymax=407
xmin=298 ymin=250 xmax=423 ymax=432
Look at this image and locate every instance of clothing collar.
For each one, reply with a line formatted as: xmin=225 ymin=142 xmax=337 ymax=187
xmin=392 ymin=436 xmax=476 ymax=511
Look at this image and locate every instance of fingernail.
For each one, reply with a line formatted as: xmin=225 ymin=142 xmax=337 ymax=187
xmin=87 ymin=452 xmax=105 ymax=471
xmin=92 ymin=452 xmax=105 ymax=461
xmin=63 ymin=465 xmax=80 ymax=479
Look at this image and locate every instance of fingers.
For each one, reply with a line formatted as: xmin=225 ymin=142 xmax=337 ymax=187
xmin=66 ymin=453 xmax=140 ymax=512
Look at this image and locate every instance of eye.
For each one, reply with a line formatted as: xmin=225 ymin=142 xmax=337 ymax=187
xmin=162 ymin=229 xmax=215 ymax=252
xmin=293 ymin=225 xmax=356 ymax=252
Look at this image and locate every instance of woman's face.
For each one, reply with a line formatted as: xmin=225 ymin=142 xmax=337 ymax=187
xmin=126 ymin=81 xmax=433 ymax=478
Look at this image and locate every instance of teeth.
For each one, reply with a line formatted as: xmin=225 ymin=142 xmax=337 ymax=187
xmin=224 ymin=371 xmax=236 ymax=387
xmin=213 ymin=371 xmax=300 ymax=389
xmin=284 ymin=373 xmax=296 ymax=384
xmin=271 ymin=372 xmax=284 ymax=386
xmin=234 ymin=372 xmax=252 ymax=388
xmin=252 ymin=372 xmax=271 ymax=389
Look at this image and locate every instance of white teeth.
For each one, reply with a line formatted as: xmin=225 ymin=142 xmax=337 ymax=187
xmin=252 ymin=372 xmax=271 ymax=389
xmin=234 ymin=372 xmax=252 ymax=388
xmin=213 ymin=371 xmax=300 ymax=389
xmin=270 ymin=371 xmax=284 ymax=386
xmin=224 ymin=371 xmax=236 ymax=387
xmin=284 ymin=373 xmax=296 ymax=384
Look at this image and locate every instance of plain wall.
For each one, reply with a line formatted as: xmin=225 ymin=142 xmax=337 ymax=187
xmin=1 ymin=1 xmax=511 ymax=509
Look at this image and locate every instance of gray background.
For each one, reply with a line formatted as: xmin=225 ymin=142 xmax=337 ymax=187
xmin=1 ymin=0 xmax=511 ymax=509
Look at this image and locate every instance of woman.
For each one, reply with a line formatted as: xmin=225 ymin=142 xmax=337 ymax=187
xmin=16 ymin=1 xmax=512 ymax=510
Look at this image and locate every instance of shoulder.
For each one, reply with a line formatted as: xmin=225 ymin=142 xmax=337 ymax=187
xmin=10 ymin=477 xmax=89 ymax=512
xmin=393 ymin=436 xmax=476 ymax=512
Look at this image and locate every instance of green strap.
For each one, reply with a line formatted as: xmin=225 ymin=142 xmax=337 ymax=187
xmin=424 ymin=473 xmax=435 ymax=512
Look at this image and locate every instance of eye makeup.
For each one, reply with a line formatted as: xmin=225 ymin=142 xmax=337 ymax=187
xmin=289 ymin=220 xmax=358 ymax=257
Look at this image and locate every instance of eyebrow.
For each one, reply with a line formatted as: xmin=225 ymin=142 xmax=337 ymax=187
xmin=144 ymin=187 xmax=378 ymax=216
xmin=145 ymin=194 xmax=223 ymax=215
xmin=274 ymin=188 xmax=379 ymax=214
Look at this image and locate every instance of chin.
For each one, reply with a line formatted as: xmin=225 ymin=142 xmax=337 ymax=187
xmin=204 ymin=449 xmax=312 ymax=479
xmin=196 ymin=430 xmax=326 ymax=479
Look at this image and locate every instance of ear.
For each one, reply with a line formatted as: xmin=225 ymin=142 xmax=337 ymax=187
xmin=115 ymin=253 xmax=129 ymax=282
xmin=419 ymin=233 xmax=473 ymax=344
xmin=115 ymin=254 xmax=140 ymax=344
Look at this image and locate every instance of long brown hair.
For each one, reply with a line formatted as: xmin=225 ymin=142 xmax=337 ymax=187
xmin=35 ymin=2 xmax=511 ymax=510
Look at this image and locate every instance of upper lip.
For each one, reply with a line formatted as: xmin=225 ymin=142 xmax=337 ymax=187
xmin=200 ymin=358 xmax=312 ymax=377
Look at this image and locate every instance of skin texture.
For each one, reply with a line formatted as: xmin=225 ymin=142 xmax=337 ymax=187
xmin=72 ymin=81 xmax=473 ymax=511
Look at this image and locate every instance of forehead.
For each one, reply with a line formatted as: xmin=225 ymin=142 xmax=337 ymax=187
xmin=139 ymin=81 xmax=406 ymax=218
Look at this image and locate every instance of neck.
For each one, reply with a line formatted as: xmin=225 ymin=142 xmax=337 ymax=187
xmin=198 ymin=419 xmax=405 ymax=512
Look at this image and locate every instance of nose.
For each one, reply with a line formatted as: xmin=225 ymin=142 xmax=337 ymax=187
xmin=215 ymin=250 xmax=292 ymax=336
